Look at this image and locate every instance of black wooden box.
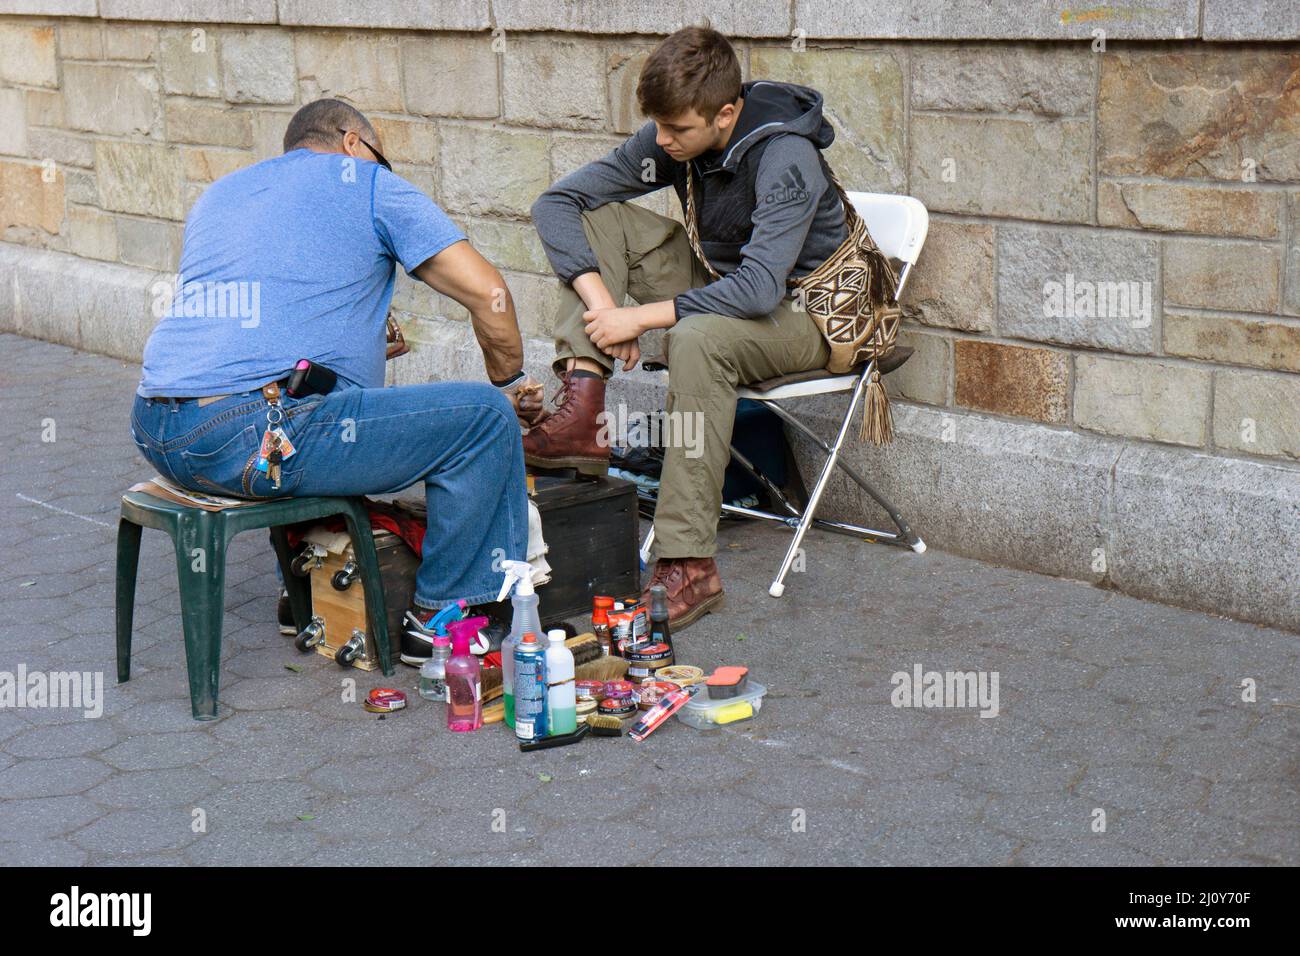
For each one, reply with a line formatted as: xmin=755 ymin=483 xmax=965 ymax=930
xmin=532 ymin=475 xmax=640 ymax=621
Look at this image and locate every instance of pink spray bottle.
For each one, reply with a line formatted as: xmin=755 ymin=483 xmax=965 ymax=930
xmin=445 ymin=616 xmax=489 ymax=732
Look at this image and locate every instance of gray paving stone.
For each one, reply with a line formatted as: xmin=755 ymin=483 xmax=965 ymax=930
xmin=1075 ymin=764 xmax=1213 ymax=811
xmin=85 ymin=767 xmax=223 ymax=809
xmin=1011 ymin=839 xmax=1162 ymax=866
xmin=6 ymin=720 xmax=121 ymax=758
xmin=183 ymin=826 xmax=323 ymax=866
xmin=98 ymin=853 xmax=188 ymax=866
xmin=0 ymin=756 xmax=113 ymax=797
xmin=302 ymin=836 xmax=445 ymax=866
xmin=68 ymin=808 xmax=204 ymax=854
xmin=0 ymin=712 xmax=29 ymax=744
xmin=0 ymin=839 xmax=89 ymax=867
xmin=196 ymin=780 xmax=326 ymax=831
xmin=0 ymin=331 xmax=1296 ymax=865
xmin=1108 ymin=807 xmax=1265 ymax=865
xmin=101 ymin=731 xmax=220 ymax=770
xmin=649 ymin=831 xmax=799 ymax=866
xmin=0 ymin=795 xmax=101 ymax=842
xmin=113 ymin=699 xmax=227 ymax=735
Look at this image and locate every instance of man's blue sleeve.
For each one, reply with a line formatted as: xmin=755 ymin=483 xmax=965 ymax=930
xmin=372 ymin=167 xmax=466 ymax=274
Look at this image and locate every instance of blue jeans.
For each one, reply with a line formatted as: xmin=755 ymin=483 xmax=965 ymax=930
xmin=130 ymin=382 xmax=528 ymax=609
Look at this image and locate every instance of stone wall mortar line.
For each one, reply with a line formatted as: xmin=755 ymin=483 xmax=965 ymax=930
xmin=1089 ymin=45 xmax=1100 ymax=227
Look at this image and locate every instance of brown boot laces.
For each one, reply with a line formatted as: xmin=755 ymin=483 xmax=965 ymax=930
xmin=539 ymin=371 xmax=578 ymax=432
xmin=650 ymin=559 xmax=689 ymax=600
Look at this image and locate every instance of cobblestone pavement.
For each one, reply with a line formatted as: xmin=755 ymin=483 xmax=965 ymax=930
xmin=0 ymin=331 xmax=1295 ymax=866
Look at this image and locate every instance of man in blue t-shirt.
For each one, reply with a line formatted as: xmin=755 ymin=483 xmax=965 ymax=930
xmin=132 ymin=99 xmax=539 ymax=665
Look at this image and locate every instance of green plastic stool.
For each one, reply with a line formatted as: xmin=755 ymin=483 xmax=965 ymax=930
xmin=115 ymin=491 xmax=393 ymax=720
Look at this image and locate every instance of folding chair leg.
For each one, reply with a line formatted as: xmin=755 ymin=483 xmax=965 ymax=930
xmin=639 ymin=525 xmax=655 ymax=566
xmin=768 ymin=365 xmax=873 ymax=598
xmin=764 ymin=396 xmax=924 ymax=553
xmin=727 ymin=443 xmax=801 ymax=519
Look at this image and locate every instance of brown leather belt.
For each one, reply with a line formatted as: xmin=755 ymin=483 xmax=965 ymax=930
xmin=159 ymin=379 xmax=287 ymax=407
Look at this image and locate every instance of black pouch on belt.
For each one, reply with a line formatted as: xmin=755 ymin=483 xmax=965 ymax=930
xmin=286 ymin=359 xmax=337 ymax=398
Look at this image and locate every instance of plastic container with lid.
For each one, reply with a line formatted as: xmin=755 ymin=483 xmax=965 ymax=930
xmin=676 ymin=680 xmax=766 ymax=730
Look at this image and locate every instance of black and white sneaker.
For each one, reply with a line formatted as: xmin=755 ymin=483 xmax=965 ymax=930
xmin=401 ymin=603 xmax=510 ymax=666
xmin=277 ymin=588 xmax=296 ymax=636
xmin=400 ymin=609 xmax=439 ymax=666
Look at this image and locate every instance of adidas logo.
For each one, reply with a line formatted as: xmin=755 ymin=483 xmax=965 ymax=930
xmin=761 ymin=163 xmax=812 ymax=205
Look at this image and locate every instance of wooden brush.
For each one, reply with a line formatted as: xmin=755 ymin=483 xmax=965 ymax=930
xmin=564 ymin=632 xmax=603 ymax=667
xmin=576 ymin=655 xmax=629 ymax=682
xmin=481 ymin=665 xmax=503 ymax=703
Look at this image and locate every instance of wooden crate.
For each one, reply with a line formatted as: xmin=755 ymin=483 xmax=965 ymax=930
xmin=305 ymin=528 xmax=418 ymax=670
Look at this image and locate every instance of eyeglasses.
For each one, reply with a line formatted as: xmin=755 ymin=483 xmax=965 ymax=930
xmin=337 ymin=127 xmax=391 ymax=172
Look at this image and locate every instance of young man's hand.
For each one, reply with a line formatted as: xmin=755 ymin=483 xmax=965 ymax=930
xmin=583 ymin=306 xmax=644 ymax=350
xmin=583 ymin=306 xmax=644 ymax=371
xmin=606 ymin=338 xmax=641 ymax=372
xmin=583 ymin=301 xmax=677 ymax=372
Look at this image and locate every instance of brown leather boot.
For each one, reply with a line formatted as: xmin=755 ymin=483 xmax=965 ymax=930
xmin=640 ymin=556 xmax=725 ymax=631
xmin=523 ymin=370 xmax=610 ymax=476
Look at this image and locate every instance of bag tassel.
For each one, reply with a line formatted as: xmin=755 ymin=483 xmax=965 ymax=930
xmin=860 ymin=367 xmax=894 ymax=446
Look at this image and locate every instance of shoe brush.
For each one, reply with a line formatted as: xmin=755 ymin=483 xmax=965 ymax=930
xmin=564 ymin=632 xmax=603 ymax=667
xmin=587 ymin=714 xmax=624 ymax=737
xmin=481 ymin=664 xmax=502 ymax=702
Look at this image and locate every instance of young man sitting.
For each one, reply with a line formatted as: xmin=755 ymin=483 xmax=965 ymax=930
xmin=132 ymin=99 xmax=543 ymax=663
xmin=526 ymin=27 xmax=846 ymax=630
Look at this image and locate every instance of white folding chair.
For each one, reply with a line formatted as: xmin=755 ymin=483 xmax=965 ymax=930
xmin=640 ymin=192 xmax=930 ymax=597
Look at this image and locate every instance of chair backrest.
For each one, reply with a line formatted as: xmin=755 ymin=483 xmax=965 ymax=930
xmin=845 ymin=193 xmax=929 ymax=293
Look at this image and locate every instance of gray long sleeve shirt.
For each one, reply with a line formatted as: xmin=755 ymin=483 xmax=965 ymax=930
xmin=531 ymin=81 xmax=849 ymax=322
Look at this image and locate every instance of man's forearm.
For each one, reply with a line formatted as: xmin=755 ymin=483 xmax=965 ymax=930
xmin=572 ymin=271 xmax=619 ymax=312
xmin=468 ymin=295 xmax=524 ymax=382
xmin=574 ymin=273 xmax=675 ymax=336
xmin=635 ymin=300 xmax=676 ymax=332
xmin=412 ymin=242 xmax=524 ymax=382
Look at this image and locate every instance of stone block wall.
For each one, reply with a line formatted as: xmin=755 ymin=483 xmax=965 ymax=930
xmin=0 ymin=1 xmax=1296 ymax=630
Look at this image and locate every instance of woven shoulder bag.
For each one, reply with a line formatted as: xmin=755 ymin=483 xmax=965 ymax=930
xmin=685 ymin=162 xmax=902 ymax=444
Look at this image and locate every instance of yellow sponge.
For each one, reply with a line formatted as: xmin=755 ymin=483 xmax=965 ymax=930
xmin=710 ymin=701 xmax=754 ymax=725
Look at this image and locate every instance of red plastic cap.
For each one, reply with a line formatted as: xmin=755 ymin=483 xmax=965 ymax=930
xmin=706 ymin=665 xmax=749 ymax=686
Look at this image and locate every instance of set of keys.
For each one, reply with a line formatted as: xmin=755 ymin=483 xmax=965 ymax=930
xmin=256 ymin=396 xmax=296 ymax=491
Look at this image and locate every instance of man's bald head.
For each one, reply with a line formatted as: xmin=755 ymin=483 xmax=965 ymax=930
xmin=283 ymin=98 xmax=378 ymax=154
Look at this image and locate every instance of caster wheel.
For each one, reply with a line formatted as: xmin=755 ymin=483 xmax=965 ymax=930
xmin=335 ymin=630 xmax=365 ymax=667
xmin=331 ymin=560 xmax=358 ymax=591
xmin=294 ymin=617 xmax=325 ymax=652
xmin=291 ymin=545 xmax=324 ymax=577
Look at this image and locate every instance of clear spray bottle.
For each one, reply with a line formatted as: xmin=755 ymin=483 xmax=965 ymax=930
xmin=496 ymin=559 xmax=542 ymax=730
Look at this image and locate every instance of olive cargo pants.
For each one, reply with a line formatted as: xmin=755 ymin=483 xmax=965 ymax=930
xmin=550 ymin=202 xmax=829 ymax=559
